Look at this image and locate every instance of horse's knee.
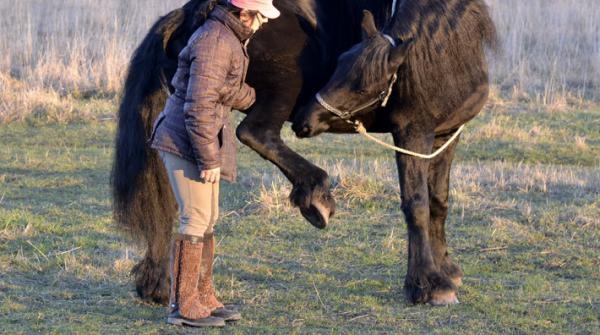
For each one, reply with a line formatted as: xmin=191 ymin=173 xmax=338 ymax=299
xmin=402 ymin=197 xmax=430 ymax=228
xmin=429 ymin=195 xmax=449 ymax=219
xmin=236 ymin=121 xmax=256 ymax=146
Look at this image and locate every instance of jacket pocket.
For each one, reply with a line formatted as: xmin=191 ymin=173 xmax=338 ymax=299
xmin=148 ymin=113 xmax=166 ymax=144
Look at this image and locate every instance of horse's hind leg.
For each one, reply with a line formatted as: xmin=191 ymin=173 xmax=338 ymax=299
xmin=428 ymin=135 xmax=463 ymax=288
xmin=132 ymin=238 xmax=171 ymax=305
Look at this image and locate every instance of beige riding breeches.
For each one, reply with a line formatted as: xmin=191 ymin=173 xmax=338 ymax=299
xmin=158 ymin=151 xmax=219 ymax=237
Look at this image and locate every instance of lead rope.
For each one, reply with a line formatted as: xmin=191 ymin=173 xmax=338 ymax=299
xmin=353 ymin=122 xmax=465 ymax=159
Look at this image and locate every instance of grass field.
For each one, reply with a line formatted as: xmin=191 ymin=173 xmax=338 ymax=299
xmin=1 ymin=103 xmax=599 ymax=334
xmin=1 ymin=0 xmax=599 ymax=333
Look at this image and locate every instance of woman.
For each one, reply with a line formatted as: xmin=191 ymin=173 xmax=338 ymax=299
xmin=149 ymin=0 xmax=280 ymax=327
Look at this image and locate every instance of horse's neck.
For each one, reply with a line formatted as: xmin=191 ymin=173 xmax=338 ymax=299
xmin=316 ymin=0 xmax=393 ymax=49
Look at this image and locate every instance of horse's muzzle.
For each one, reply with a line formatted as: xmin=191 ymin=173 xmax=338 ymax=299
xmin=292 ymin=106 xmax=314 ymax=138
xmin=292 ymin=100 xmax=328 ymax=138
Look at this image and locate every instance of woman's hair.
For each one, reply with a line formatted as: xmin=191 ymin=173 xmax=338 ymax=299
xmin=219 ymin=0 xmax=258 ymax=17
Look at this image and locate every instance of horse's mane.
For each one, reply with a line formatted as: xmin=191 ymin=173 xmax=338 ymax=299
xmin=386 ymin=0 xmax=498 ymax=113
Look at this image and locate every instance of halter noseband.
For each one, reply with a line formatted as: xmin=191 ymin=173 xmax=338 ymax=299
xmin=315 ymin=35 xmax=398 ymax=123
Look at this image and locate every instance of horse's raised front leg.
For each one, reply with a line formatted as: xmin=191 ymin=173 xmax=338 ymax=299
xmin=428 ymin=134 xmax=463 ymax=288
xmin=236 ymin=99 xmax=335 ymax=229
xmin=392 ymin=130 xmax=458 ymax=306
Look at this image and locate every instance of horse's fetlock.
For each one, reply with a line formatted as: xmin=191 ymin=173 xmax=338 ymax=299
xmin=289 ymin=183 xmax=311 ymax=208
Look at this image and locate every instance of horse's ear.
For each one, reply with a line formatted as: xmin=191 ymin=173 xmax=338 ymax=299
xmin=361 ymin=10 xmax=378 ymax=40
xmin=389 ymin=38 xmax=414 ymax=68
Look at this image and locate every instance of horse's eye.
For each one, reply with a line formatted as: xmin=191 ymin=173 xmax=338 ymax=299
xmin=357 ymin=89 xmax=367 ymax=95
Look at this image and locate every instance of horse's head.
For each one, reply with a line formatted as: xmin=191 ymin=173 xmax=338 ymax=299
xmin=293 ymin=10 xmax=413 ymax=138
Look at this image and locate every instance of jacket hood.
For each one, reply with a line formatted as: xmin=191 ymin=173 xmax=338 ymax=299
xmin=210 ymin=5 xmax=254 ymax=42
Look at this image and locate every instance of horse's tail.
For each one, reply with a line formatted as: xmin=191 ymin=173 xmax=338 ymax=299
xmin=112 ymin=8 xmax=183 ymax=252
xmin=111 ymin=0 xmax=218 ymax=302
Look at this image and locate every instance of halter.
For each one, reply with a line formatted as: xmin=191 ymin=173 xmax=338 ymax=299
xmin=315 ymin=35 xmax=398 ymax=123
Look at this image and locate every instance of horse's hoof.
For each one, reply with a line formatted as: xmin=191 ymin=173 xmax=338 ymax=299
xmin=429 ymin=290 xmax=459 ymax=306
xmin=450 ymin=276 xmax=463 ymax=287
xmin=135 ymin=280 xmax=170 ymax=305
xmin=300 ymin=201 xmax=330 ymax=229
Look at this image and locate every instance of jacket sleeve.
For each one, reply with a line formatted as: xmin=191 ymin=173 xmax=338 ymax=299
xmin=230 ymin=83 xmax=256 ymax=111
xmin=183 ymin=30 xmax=231 ymax=171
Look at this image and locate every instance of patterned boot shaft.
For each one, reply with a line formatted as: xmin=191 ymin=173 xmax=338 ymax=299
xmin=197 ymin=233 xmax=241 ymax=321
xmin=170 ymin=237 xmax=212 ymax=319
xmin=198 ymin=233 xmax=224 ymax=310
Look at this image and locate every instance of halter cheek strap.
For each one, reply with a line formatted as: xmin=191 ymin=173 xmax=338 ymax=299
xmin=315 ymin=71 xmax=398 ymax=123
xmin=314 ymin=35 xmax=398 ymax=122
xmin=383 ymin=34 xmax=396 ymax=47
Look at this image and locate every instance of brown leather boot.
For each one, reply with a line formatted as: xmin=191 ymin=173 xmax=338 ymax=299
xmin=167 ymin=234 xmax=225 ymax=327
xmin=198 ymin=232 xmax=242 ymax=321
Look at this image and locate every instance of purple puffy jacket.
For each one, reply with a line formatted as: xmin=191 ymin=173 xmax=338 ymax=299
xmin=150 ymin=5 xmax=256 ymax=182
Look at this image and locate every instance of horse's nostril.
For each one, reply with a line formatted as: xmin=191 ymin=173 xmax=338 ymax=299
xmin=294 ymin=124 xmax=311 ymax=138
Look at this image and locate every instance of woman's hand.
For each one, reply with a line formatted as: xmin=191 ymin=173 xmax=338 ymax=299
xmin=200 ymin=167 xmax=221 ymax=183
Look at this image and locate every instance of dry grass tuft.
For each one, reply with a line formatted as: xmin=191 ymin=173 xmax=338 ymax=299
xmin=574 ymin=136 xmax=588 ymax=151
xmin=490 ymin=216 xmax=536 ymax=243
xmin=254 ymin=180 xmax=294 ymax=215
xmin=328 ymin=159 xmax=398 ymax=203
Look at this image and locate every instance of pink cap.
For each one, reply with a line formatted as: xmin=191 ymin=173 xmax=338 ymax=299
xmin=230 ymin=0 xmax=281 ymax=19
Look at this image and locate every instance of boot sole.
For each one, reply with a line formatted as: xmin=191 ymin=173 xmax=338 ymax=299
xmin=213 ymin=311 xmax=242 ymax=322
xmin=211 ymin=307 xmax=242 ymax=321
xmin=167 ymin=316 xmax=225 ymax=327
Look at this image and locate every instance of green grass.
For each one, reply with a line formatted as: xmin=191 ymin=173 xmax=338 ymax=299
xmin=1 ymin=103 xmax=599 ymax=334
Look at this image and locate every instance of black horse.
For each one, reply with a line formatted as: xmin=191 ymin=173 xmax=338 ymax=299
xmin=112 ymin=0 xmax=496 ymax=306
